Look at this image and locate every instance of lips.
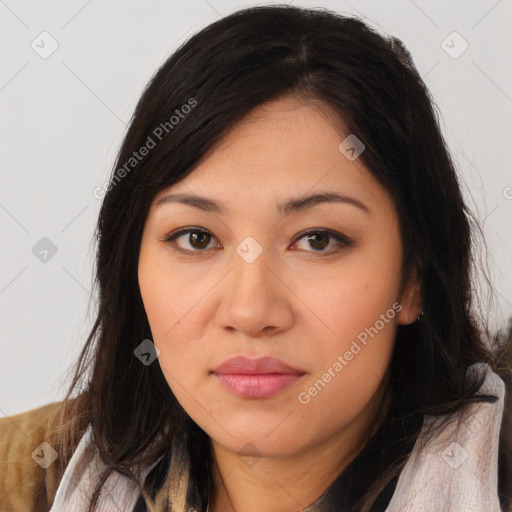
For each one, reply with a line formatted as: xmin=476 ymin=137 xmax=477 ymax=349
xmin=213 ymin=355 xmax=304 ymax=375
xmin=211 ymin=356 xmax=305 ymax=399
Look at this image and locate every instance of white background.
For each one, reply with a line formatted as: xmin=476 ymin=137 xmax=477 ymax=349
xmin=1 ymin=0 xmax=511 ymax=417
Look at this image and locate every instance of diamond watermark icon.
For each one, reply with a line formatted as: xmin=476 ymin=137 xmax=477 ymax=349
xmin=338 ymin=134 xmax=365 ymax=161
xmin=134 ymin=339 xmax=160 ymax=366
xmin=31 ymin=32 xmax=59 ymax=59
xmin=236 ymin=442 xmax=262 ymax=468
xmin=441 ymin=441 xmax=468 ymax=469
xmin=31 ymin=442 xmax=58 ymax=469
xmin=441 ymin=31 xmax=469 ymax=59
xmin=236 ymin=236 xmax=263 ymax=264
xmin=32 ymin=237 xmax=58 ymax=263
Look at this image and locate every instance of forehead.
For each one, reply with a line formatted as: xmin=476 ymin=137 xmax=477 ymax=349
xmin=200 ymin=95 xmax=349 ymax=163
xmin=153 ymin=95 xmax=390 ymax=213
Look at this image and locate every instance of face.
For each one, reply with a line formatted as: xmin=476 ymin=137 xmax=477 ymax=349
xmin=138 ymin=95 xmax=420 ymax=460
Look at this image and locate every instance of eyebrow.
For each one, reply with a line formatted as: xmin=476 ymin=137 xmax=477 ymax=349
xmin=154 ymin=191 xmax=371 ymax=216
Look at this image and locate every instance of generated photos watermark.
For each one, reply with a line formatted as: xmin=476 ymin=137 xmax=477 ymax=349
xmin=297 ymin=301 xmax=402 ymax=405
xmin=93 ymin=97 xmax=198 ymax=200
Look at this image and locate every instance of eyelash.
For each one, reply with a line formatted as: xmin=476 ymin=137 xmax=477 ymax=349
xmin=162 ymin=227 xmax=353 ymax=256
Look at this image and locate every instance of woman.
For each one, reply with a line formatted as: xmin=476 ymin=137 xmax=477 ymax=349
xmin=1 ymin=4 xmax=511 ymax=512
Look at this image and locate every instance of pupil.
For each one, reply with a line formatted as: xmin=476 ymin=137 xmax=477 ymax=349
xmin=309 ymin=233 xmax=328 ymax=250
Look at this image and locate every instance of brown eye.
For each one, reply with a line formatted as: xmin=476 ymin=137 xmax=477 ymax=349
xmin=293 ymin=229 xmax=352 ymax=253
xmin=165 ymin=228 xmax=219 ymax=253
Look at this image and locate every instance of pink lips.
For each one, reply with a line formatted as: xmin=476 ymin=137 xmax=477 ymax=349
xmin=212 ymin=356 xmax=305 ymax=399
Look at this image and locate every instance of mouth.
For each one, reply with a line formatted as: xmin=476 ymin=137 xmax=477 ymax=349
xmin=211 ymin=356 xmax=306 ymax=399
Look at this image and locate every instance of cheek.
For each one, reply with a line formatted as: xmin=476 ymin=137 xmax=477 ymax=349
xmin=294 ymin=303 xmax=397 ymax=443
xmin=302 ymin=243 xmax=402 ymax=354
xmin=138 ymin=239 xmax=203 ymax=339
xmin=139 ymin=276 xmax=202 ymax=366
xmin=290 ymin=246 xmax=401 ymax=429
xmin=138 ymin=250 xmax=220 ymax=396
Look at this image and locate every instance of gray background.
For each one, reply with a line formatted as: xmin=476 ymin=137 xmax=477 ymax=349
xmin=1 ymin=0 xmax=511 ymax=417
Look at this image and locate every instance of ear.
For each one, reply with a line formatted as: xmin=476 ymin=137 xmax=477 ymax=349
xmin=396 ymin=273 xmax=422 ymax=325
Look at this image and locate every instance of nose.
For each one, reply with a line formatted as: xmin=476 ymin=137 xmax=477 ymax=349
xmin=215 ymin=242 xmax=294 ymax=338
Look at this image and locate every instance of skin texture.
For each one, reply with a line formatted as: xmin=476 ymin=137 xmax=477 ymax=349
xmin=138 ymin=95 xmax=421 ymax=512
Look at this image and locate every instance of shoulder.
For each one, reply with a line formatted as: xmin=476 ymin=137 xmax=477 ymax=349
xmin=387 ymin=364 xmax=507 ymax=511
xmin=0 ymin=402 xmax=64 ymax=512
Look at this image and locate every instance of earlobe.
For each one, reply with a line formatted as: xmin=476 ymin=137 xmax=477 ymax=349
xmin=396 ymin=277 xmax=422 ymax=325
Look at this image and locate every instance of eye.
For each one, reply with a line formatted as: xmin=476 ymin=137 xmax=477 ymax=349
xmin=163 ymin=228 xmax=220 ymax=253
xmin=292 ymin=229 xmax=352 ymax=254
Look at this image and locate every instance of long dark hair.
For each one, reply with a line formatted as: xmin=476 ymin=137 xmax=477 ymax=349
xmin=47 ymin=5 xmax=512 ymax=511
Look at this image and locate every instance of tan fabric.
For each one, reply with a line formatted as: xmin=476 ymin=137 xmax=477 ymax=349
xmin=0 ymin=402 xmax=64 ymax=512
